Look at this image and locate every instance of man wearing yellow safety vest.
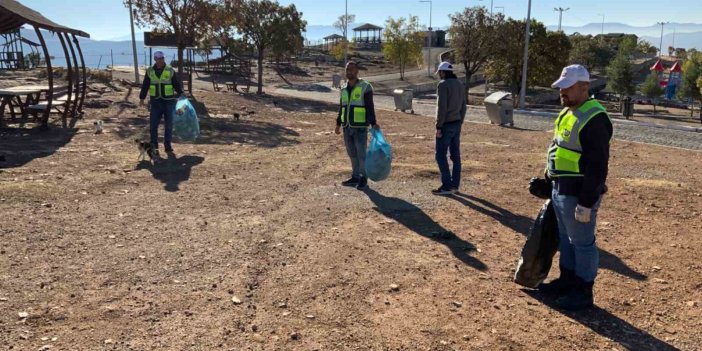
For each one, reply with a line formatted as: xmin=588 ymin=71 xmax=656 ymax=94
xmin=334 ymin=61 xmax=380 ymax=190
xmin=139 ymin=50 xmax=184 ymax=158
xmin=539 ymin=64 xmax=613 ymax=311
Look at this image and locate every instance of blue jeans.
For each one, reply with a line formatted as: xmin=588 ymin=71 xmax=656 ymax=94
xmin=435 ymin=122 xmax=462 ymax=189
xmin=343 ymin=127 xmax=368 ymax=178
xmin=551 ymin=187 xmax=602 ymax=282
xmin=149 ymin=99 xmax=176 ymax=150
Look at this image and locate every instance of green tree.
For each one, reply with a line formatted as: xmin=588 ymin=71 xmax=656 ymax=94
xmin=568 ymin=34 xmax=614 ymax=72
xmin=448 ymin=6 xmax=505 ymax=97
xmin=382 ymin=16 xmax=424 ymax=80
xmin=230 ymin=0 xmax=306 ymax=94
xmin=637 ymin=40 xmax=658 ymax=55
xmin=330 ymin=41 xmax=355 ymax=61
xmin=606 ymin=53 xmax=636 ymax=100
xmin=126 ymin=0 xmax=217 ymax=75
xmin=678 ymin=51 xmax=702 ymax=118
xmin=640 ymin=72 xmax=664 ymax=113
xmin=617 ymin=35 xmax=638 ymax=57
xmin=486 ymin=19 xmax=567 ymax=102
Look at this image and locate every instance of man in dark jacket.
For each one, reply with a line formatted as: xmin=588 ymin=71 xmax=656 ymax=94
xmin=139 ymin=50 xmax=184 ymax=157
xmin=539 ymin=64 xmax=613 ymax=311
xmin=335 ymin=61 xmax=379 ymax=190
xmin=433 ymin=62 xmax=467 ymax=195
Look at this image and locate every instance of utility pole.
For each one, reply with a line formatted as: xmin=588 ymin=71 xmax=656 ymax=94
xmin=554 ymin=7 xmax=569 ymax=31
xmin=657 ymin=21 xmax=669 ymax=57
xmin=518 ymin=0 xmax=532 ymax=109
xmin=420 ymin=0 xmax=432 ymax=76
xmin=597 ymin=13 xmax=605 ymax=38
xmin=343 ymin=0 xmax=348 ymax=67
xmin=129 ymin=0 xmax=140 ymax=83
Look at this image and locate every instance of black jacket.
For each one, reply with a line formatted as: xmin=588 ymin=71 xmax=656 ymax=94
xmin=553 ymin=112 xmax=613 ymax=208
xmin=139 ymin=65 xmax=184 ymax=100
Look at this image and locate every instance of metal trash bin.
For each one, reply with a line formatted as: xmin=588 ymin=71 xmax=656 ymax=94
xmin=332 ymin=74 xmax=342 ymax=89
xmin=484 ymin=92 xmax=514 ymax=126
xmin=392 ymin=89 xmax=414 ymax=114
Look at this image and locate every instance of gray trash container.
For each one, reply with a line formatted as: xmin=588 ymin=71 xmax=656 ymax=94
xmin=393 ymin=89 xmax=414 ymax=114
xmin=622 ymin=97 xmax=633 ymax=119
xmin=484 ymin=92 xmax=514 ymax=126
xmin=332 ymin=74 xmax=342 ymax=89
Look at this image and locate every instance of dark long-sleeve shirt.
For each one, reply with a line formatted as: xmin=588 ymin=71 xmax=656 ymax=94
xmin=554 ymin=112 xmax=613 ymax=208
xmin=139 ymin=65 xmax=184 ymax=100
xmin=336 ymin=81 xmax=377 ymax=127
xmin=436 ymin=77 xmax=467 ymax=129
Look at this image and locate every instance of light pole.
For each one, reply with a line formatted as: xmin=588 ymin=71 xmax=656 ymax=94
xmin=129 ymin=0 xmax=140 ymax=83
xmin=597 ymin=13 xmax=605 ymax=37
xmin=554 ymin=7 xmax=569 ymax=32
xmin=420 ymin=0 xmax=432 ymax=76
xmin=343 ymin=0 xmax=348 ymax=67
xmin=518 ymin=0 xmax=532 ymax=108
xmin=657 ymin=21 xmax=669 ymax=57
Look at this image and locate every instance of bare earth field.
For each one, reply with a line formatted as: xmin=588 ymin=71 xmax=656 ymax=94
xmin=1 ymin=86 xmax=701 ymax=350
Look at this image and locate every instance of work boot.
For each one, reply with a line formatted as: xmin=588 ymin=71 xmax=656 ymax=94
xmin=538 ymin=266 xmax=576 ymax=297
xmin=341 ymin=177 xmax=359 ymax=187
xmin=356 ymin=177 xmax=368 ymax=190
xmin=556 ymin=276 xmax=594 ymax=311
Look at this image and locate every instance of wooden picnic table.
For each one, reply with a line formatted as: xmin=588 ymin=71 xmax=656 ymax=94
xmin=0 ymin=85 xmax=64 ymax=125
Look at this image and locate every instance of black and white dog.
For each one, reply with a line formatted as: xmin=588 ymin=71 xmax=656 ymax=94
xmin=135 ymin=139 xmax=157 ymax=163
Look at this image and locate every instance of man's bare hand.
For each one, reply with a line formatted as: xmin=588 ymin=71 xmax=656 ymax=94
xmin=334 ymin=125 xmax=341 ymax=135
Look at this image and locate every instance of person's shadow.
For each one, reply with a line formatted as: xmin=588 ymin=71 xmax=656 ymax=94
xmin=447 ymin=192 xmax=647 ymax=281
xmin=363 ymin=188 xmax=487 ymax=271
xmin=136 ymin=152 xmax=204 ymax=192
xmin=524 ymin=290 xmax=679 ymax=351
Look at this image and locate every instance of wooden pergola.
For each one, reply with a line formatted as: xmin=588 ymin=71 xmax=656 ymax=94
xmin=352 ymin=23 xmax=383 ymax=50
xmin=323 ymin=34 xmax=344 ymax=51
xmin=0 ymin=0 xmax=90 ymax=129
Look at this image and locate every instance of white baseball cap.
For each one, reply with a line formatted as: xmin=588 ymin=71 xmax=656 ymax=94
xmin=435 ymin=61 xmax=454 ymax=74
xmin=153 ymin=51 xmax=165 ymax=59
xmin=551 ymin=64 xmax=590 ymax=89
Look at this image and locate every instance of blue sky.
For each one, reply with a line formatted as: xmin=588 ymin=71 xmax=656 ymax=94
xmin=16 ymin=0 xmax=702 ymax=41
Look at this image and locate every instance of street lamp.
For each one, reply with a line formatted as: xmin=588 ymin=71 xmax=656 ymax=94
xmin=128 ymin=0 xmax=139 ymax=83
xmin=344 ymin=0 xmax=348 ymax=67
xmin=518 ymin=0 xmax=532 ymax=108
xmin=657 ymin=21 xmax=669 ymax=57
xmin=420 ymin=0 xmax=432 ymax=76
xmin=554 ymin=7 xmax=569 ymax=32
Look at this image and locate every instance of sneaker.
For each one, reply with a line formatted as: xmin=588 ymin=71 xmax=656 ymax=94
xmin=356 ymin=177 xmax=368 ymax=190
xmin=165 ymin=147 xmax=174 ymax=153
xmin=431 ymin=186 xmax=455 ymax=195
xmin=341 ymin=177 xmax=360 ymax=187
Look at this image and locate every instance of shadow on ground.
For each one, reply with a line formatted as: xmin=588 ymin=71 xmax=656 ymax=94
xmin=135 ymin=153 xmax=204 ymax=192
xmin=524 ymin=290 xmax=679 ymax=351
xmin=447 ymin=193 xmax=647 ymax=281
xmin=0 ymin=127 xmax=77 ymax=169
xmin=363 ymin=188 xmax=487 ymax=271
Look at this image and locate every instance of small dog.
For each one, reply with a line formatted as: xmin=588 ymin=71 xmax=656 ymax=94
xmin=94 ymin=120 xmax=103 ymax=134
xmin=135 ymin=139 xmax=156 ymax=163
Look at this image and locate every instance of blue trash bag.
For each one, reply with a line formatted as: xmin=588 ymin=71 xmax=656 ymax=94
xmin=173 ymin=98 xmax=200 ymax=141
xmin=365 ymin=128 xmax=392 ymax=181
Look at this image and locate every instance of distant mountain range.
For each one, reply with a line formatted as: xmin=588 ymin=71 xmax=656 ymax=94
xmin=11 ymin=22 xmax=700 ymax=69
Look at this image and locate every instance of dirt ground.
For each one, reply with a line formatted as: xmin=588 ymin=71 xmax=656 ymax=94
xmin=1 ymin=82 xmax=701 ymax=350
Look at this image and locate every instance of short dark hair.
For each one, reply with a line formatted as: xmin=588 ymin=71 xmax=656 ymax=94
xmin=345 ymin=61 xmax=359 ymax=69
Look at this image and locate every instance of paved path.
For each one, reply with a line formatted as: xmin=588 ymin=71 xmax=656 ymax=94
xmin=272 ymin=84 xmax=702 ymax=151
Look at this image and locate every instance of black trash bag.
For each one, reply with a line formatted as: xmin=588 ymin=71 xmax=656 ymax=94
xmin=528 ymin=177 xmax=552 ymax=199
xmin=514 ymin=199 xmax=560 ymax=288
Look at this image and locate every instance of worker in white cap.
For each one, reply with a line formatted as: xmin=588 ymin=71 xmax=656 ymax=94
xmin=432 ymin=61 xmax=467 ymax=195
xmin=535 ymin=64 xmax=613 ymax=311
xmin=139 ymin=50 xmax=184 ymax=157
